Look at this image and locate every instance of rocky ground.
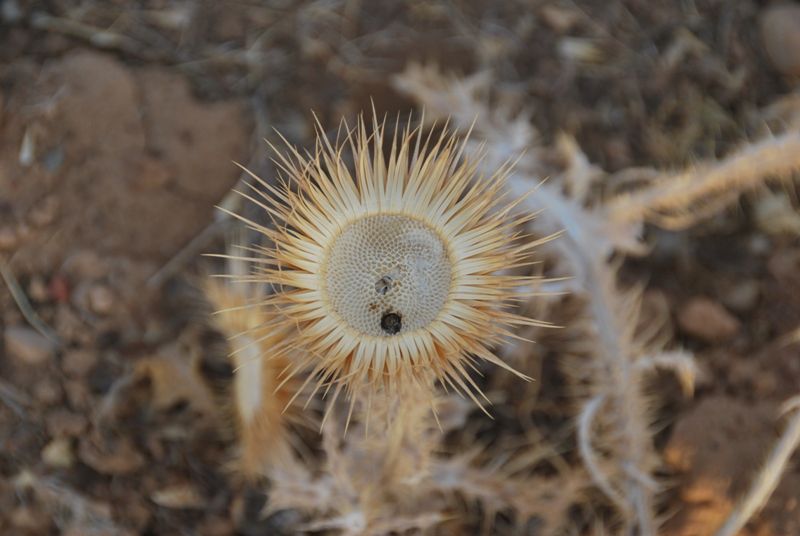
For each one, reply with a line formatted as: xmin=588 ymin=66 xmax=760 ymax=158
xmin=0 ymin=1 xmax=799 ymax=534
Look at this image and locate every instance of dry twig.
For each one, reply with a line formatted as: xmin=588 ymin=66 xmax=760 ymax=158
xmin=0 ymin=259 xmax=61 ymax=346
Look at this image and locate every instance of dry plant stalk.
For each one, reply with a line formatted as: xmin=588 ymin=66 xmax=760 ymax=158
xmin=264 ymin=382 xmax=584 ymax=534
xmin=395 ymin=62 xmax=800 ymax=534
xmin=607 ymin=130 xmax=800 ymax=230
xmin=279 ymin=384 xmax=445 ymax=534
xmin=394 ymin=63 xmax=672 ymax=534
xmin=207 ymin=64 xmax=797 ymax=534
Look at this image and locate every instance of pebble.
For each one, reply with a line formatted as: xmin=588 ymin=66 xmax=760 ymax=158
xmin=78 ymin=435 xmax=145 ymax=475
xmin=761 ymin=5 xmax=800 ymax=76
xmin=33 ymin=377 xmax=63 ymax=405
xmin=10 ymin=506 xmax=51 ymax=532
xmin=63 ymin=379 xmax=93 ymax=410
xmin=539 ymin=5 xmax=581 ymax=33
xmin=0 ymin=225 xmax=17 ymax=251
xmin=134 ymin=156 xmax=171 ymax=191
xmin=748 ymin=234 xmax=771 ymax=256
xmin=121 ymin=497 xmax=153 ymax=532
xmin=677 ymin=297 xmax=741 ymax=343
xmin=48 ymin=274 xmax=70 ymax=303
xmin=62 ymin=349 xmax=98 ymax=378
xmin=88 ymin=284 xmax=115 ymax=315
xmin=767 ymin=249 xmax=800 ymax=283
xmin=1 ymin=0 xmax=22 ymax=23
xmin=41 ymin=437 xmax=75 ymax=468
xmin=151 ymin=484 xmax=206 ymax=509
xmin=201 ymin=517 xmax=237 ymax=536
xmin=15 ymin=222 xmax=32 ymax=242
xmin=558 ymin=37 xmax=604 ymax=63
xmin=27 ymin=275 xmax=49 ymax=302
xmin=45 ymin=408 xmax=89 ymax=437
xmin=61 ymin=250 xmax=108 ymax=280
xmin=55 ymin=305 xmax=91 ymax=345
xmin=4 ymin=325 xmax=56 ymax=365
xmin=720 ymin=279 xmax=760 ymax=313
xmin=28 ymin=195 xmax=59 ymax=227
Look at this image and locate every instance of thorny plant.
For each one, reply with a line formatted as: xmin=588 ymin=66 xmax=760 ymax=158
xmin=207 ymin=117 xmax=585 ymax=534
xmin=393 ymin=64 xmax=800 ymax=535
xmin=206 ymin=67 xmax=800 ymax=535
xmin=5 ymin=3 xmax=799 ymax=534
xmin=217 ymin=115 xmax=551 ymax=424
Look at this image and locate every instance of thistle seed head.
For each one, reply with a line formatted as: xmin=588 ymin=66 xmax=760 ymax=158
xmin=325 ymin=214 xmax=451 ymax=337
xmin=225 ymin=114 xmax=544 ymax=413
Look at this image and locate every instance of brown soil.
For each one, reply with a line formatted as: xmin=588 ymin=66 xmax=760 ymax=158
xmin=0 ymin=1 xmax=798 ymax=535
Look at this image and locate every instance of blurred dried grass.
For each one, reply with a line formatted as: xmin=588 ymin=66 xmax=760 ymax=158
xmin=2 ymin=1 xmax=800 ymax=535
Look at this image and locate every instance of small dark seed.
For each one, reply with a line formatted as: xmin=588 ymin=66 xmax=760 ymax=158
xmin=380 ymin=312 xmax=402 ymax=335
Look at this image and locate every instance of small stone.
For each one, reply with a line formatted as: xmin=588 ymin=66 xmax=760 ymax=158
xmin=720 ymin=279 xmax=760 ymax=313
xmin=12 ymin=469 xmax=36 ymax=488
xmin=33 ymin=377 xmax=63 ymax=405
xmin=78 ymin=434 xmax=145 ymax=475
xmin=663 ymin=397 xmax=777 ymax=534
xmin=14 ymin=222 xmax=32 ymax=242
xmin=678 ymin=297 xmax=741 ymax=343
xmin=134 ymin=156 xmax=171 ymax=191
xmin=55 ymin=305 xmax=91 ymax=345
xmin=557 ymin=37 xmax=604 ymax=63
xmin=62 ymin=349 xmax=97 ymax=378
xmin=61 ymin=250 xmax=108 ymax=280
xmin=200 ymin=517 xmax=236 ymax=536
xmin=761 ymin=5 xmax=800 ymax=76
xmin=27 ymin=275 xmax=49 ymax=302
xmin=748 ymin=234 xmax=771 ymax=256
xmin=4 ymin=325 xmax=56 ymax=365
xmin=63 ymin=527 xmax=127 ymax=536
xmin=88 ymin=284 xmax=115 ymax=315
xmin=10 ymin=506 xmax=51 ymax=532
xmin=767 ymin=249 xmax=800 ymax=282
xmin=48 ymin=274 xmax=70 ymax=303
xmin=63 ymin=379 xmax=93 ymax=410
xmin=45 ymin=408 xmax=89 ymax=437
xmin=151 ymin=484 xmax=206 ymax=509
xmin=0 ymin=225 xmax=17 ymax=251
xmin=754 ymin=191 xmax=800 ymax=235
xmin=117 ymin=496 xmax=152 ymax=532
xmin=539 ymin=5 xmax=581 ymax=33
xmin=41 ymin=437 xmax=75 ymax=468
xmin=28 ymin=195 xmax=59 ymax=227
xmin=1 ymin=0 xmax=22 ymax=23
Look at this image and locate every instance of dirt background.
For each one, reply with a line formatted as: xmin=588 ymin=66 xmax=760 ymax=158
xmin=0 ymin=1 xmax=799 ymax=535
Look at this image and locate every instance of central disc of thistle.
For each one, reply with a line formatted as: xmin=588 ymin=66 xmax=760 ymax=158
xmin=323 ymin=214 xmax=453 ymax=337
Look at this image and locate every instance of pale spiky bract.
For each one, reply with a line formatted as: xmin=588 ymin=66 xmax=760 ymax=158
xmin=228 ymin=115 xmax=544 ymax=413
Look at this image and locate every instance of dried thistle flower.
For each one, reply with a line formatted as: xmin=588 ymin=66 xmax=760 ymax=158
xmin=226 ymin=115 xmax=545 ymax=415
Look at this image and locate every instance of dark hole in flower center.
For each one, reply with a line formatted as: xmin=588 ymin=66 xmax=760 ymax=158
xmin=380 ymin=312 xmax=402 ymax=335
xmin=375 ymin=275 xmax=393 ymax=295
